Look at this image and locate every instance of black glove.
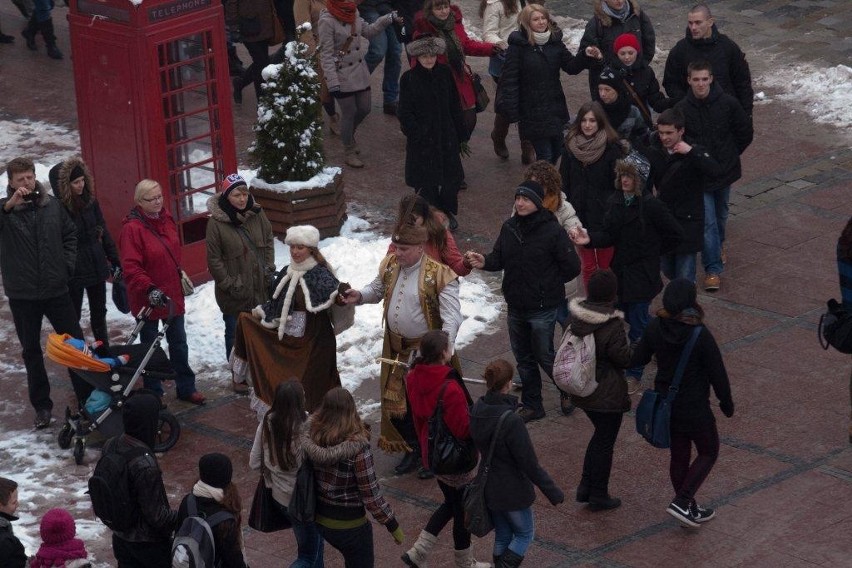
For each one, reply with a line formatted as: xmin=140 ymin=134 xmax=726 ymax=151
xmin=720 ymin=399 xmax=734 ymax=418
xmin=148 ymin=288 xmax=167 ymax=307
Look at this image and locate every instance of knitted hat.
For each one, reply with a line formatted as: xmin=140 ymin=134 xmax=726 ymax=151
xmin=586 ymin=269 xmax=618 ymax=303
xmin=598 ymin=67 xmax=623 ymax=92
xmin=221 ymin=173 xmax=248 ymax=197
xmin=614 ymin=156 xmax=649 ymax=193
xmin=69 ymin=164 xmax=85 ymax=182
xmin=391 ymin=221 xmax=428 ymax=245
xmin=662 ymin=278 xmax=697 ymax=316
xmin=408 ymin=34 xmax=446 ymax=58
xmin=613 ymin=33 xmax=641 ymax=54
xmin=285 ymin=225 xmax=320 ymax=248
xmin=40 ymin=508 xmax=76 ymax=545
xmin=198 ymin=453 xmax=233 ymax=489
xmin=514 ymin=180 xmax=545 ymax=210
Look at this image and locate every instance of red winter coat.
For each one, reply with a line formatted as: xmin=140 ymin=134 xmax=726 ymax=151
xmin=406 ymin=363 xmax=472 ymax=469
xmin=412 ymin=5 xmax=493 ymax=110
xmin=119 ymin=207 xmax=186 ymax=319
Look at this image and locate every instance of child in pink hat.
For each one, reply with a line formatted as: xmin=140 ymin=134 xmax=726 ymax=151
xmin=30 ymin=508 xmax=91 ymax=568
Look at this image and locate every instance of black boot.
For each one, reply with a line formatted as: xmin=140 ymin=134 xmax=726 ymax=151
xmin=497 ymin=549 xmax=524 ymax=568
xmin=576 ymin=482 xmax=590 ymax=503
xmin=21 ymin=16 xmax=37 ymax=50
xmin=228 ymin=45 xmax=245 ymax=77
xmin=39 ymin=18 xmax=63 ymax=59
xmin=587 ymin=492 xmax=621 ymax=512
xmin=394 ymin=450 xmax=419 ymax=475
xmin=232 ymin=76 xmax=244 ymax=104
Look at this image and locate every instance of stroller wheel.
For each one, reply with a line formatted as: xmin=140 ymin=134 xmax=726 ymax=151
xmin=73 ymin=438 xmax=85 ymax=465
xmin=58 ymin=424 xmax=73 ymax=449
xmin=153 ymin=411 xmax=181 ymax=453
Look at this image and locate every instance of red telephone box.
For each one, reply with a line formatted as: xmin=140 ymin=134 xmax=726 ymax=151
xmin=68 ymin=0 xmax=237 ymax=281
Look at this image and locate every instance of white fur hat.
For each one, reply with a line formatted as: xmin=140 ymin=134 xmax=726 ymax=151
xmin=284 ymin=225 xmax=320 ymax=248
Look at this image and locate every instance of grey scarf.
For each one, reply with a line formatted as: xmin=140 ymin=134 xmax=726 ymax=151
xmin=602 ymin=1 xmax=631 ymax=22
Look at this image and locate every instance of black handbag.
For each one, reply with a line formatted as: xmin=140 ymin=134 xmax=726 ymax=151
xmin=248 ymin=440 xmax=291 ymax=532
xmin=428 ymin=381 xmax=478 ymax=475
xmin=635 ymin=326 xmax=702 ymax=449
xmin=463 ymin=410 xmax=511 ymax=538
xmin=288 ymin=458 xmax=316 ymax=523
xmin=818 ymin=298 xmax=852 ymax=354
xmin=472 ymin=72 xmax=490 ymax=113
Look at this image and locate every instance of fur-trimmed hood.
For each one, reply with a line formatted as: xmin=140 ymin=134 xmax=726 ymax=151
xmin=568 ymin=297 xmax=624 ymax=336
xmin=593 ymin=0 xmax=641 ymax=28
xmin=300 ymin=418 xmax=370 ymax=466
xmin=50 ymin=156 xmax=94 ymax=210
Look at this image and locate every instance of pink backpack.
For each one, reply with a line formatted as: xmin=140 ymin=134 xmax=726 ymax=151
xmin=553 ymin=330 xmax=597 ymax=397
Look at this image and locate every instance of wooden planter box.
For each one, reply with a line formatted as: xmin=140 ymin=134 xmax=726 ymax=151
xmin=251 ymin=171 xmax=346 ymax=239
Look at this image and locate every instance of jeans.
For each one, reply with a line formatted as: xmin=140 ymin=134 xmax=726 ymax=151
xmin=507 ymin=307 xmax=558 ymax=414
xmin=317 ymin=520 xmax=373 ymax=568
xmin=578 ymin=246 xmax=614 ymax=289
xmin=581 ymin=411 xmax=623 ymax=496
xmin=9 ymin=295 xmax=92 ymax=411
xmin=361 ymin=8 xmax=401 ymax=104
xmin=617 ymin=301 xmax=650 ymax=378
xmin=223 ymin=313 xmax=237 ymax=361
xmin=530 ymin=135 xmax=563 ymax=165
xmin=555 ymin=297 xmax=569 ymax=331
xmin=491 ymin=507 xmax=535 ymax=557
xmin=69 ymin=281 xmax=109 ymax=346
xmin=32 ymin=0 xmax=51 ymax=22
xmin=660 ymin=252 xmax=697 ymax=283
xmin=274 ymin=500 xmax=324 ymax=567
xmin=669 ymin=420 xmax=719 ymax=504
xmin=702 ymin=186 xmax=730 ymax=275
xmin=424 ymin=480 xmax=470 ymax=550
xmin=140 ymin=315 xmax=197 ymax=398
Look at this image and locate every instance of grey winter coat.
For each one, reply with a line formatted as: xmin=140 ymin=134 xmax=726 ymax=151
xmin=317 ymin=10 xmax=394 ymax=93
xmin=0 ymin=182 xmax=77 ymax=300
xmin=205 ymin=195 xmax=274 ymax=315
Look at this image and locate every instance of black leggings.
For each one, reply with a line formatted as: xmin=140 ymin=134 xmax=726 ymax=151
xmin=581 ymin=410 xmax=623 ymax=495
xmin=669 ymin=421 xmax=720 ymax=503
xmin=424 ymin=480 xmax=470 ymax=550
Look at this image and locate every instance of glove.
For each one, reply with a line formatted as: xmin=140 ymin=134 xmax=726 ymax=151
xmin=720 ymin=399 xmax=734 ymax=418
xmin=148 ymin=288 xmax=167 ymax=307
xmin=111 ymin=265 xmax=123 ymax=282
xmin=391 ymin=526 xmax=405 ymax=545
xmin=329 ymin=87 xmax=344 ymax=99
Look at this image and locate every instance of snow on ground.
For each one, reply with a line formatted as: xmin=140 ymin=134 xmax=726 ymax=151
xmin=759 ymin=64 xmax=852 ymax=134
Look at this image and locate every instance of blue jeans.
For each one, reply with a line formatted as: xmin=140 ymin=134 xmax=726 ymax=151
xmin=491 ymin=507 xmax=535 ymax=557
xmin=33 ymin=0 xmax=52 ymax=22
xmin=702 ymin=186 xmax=730 ymax=275
xmin=361 ymin=8 xmax=402 ymax=104
xmin=660 ymin=253 xmax=697 ymax=284
xmin=223 ymin=313 xmax=237 ymax=361
xmin=530 ymin=136 xmax=563 ymax=165
xmin=507 ymin=307 xmax=558 ymax=414
xmin=617 ymin=301 xmax=650 ymax=379
xmin=140 ymin=316 xmax=197 ymax=398
xmin=317 ymin=520 xmax=373 ymax=568
xmin=274 ymin=500 xmax=324 ymax=567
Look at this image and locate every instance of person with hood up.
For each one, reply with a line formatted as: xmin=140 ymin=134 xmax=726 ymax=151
xmin=628 ymin=279 xmax=734 ymax=529
xmin=103 ymin=391 xmax=178 ymax=566
xmin=50 ymin=156 xmax=121 ymax=349
xmin=30 ymin=508 xmax=92 ymax=568
xmin=469 ymin=359 xmax=564 ymax=567
xmin=0 ymin=477 xmax=26 ymax=568
xmin=565 ymin=269 xmax=632 ymax=512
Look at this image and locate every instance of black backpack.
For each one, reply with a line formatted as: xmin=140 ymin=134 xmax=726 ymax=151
xmin=819 ymin=299 xmax=852 ymax=354
xmin=172 ymin=494 xmax=234 ymax=568
xmin=88 ymin=439 xmax=149 ymax=531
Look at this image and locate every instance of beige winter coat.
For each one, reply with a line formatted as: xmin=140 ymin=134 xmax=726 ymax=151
xmin=481 ymin=0 xmax=517 ymax=48
xmin=317 ymin=10 xmax=394 ymax=92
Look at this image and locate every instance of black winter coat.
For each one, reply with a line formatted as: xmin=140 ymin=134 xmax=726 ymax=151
xmin=481 ymin=208 xmax=580 ymax=311
xmin=469 ymin=391 xmax=563 ymax=511
xmin=675 ymin=83 xmax=753 ymax=192
xmin=610 ymin=58 xmax=673 ymax=126
xmin=639 ymin=135 xmax=720 ymax=254
xmin=496 ymin=29 xmax=589 ymax=140
xmin=567 ymin=299 xmax=632 ymax=413
xmin=0 ymin=182 xmax=77 ymax=301
xmin=588 ymin=193 xmax=683 ymax=303
xmin=629 ymin=316 xmax=733 ymax=431
xmin=663 ymin=25 xmax=754 ymax=115
xmin=176 ymin=495 xmax=247 ymax=568
xmin=0 ymin=512 xmax=26 ymax=568
xmin=560 ymin=140 xmax=625 ymax=232
xmin=579 ymin=0 xmax=655 ymax=97
xmin=399 ymin=62 xmax=468 ymax=190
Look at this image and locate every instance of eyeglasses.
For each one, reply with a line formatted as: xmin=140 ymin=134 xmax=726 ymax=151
xmin=142 ymin=195 xmax=164 ymax=203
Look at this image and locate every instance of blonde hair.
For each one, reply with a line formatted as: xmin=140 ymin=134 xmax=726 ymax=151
xmin=134 ymin=179 xmax=162 ymax=204
xmin=517 ymin=4 xmax=550 ymax=45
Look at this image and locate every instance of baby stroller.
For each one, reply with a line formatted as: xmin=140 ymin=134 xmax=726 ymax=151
xmin=48 ymin=303 xmax=181 ymax=465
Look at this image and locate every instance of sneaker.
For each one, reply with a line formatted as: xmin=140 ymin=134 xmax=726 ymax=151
xmin=178 ymin=391 xmax=206 ymax=405
xmin=667 ymin=500 xmax=700 ymax=528
xmin=690 ymin=501 xmax=716 ymax=523
xmin=518 ymin=407 xmax=545 ymax=423
xmin=626 ymin=377 xmax=642 ymax=395
xmin=34 ymin=409 xmax=52 ymax=429
xmin=703 ymin=274 xmax=721 ymax=292
xmin=416 ymin=466 xmax=434 ymax=480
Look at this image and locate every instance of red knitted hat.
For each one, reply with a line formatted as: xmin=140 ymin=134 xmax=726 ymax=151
xmin=40 ymin=508 xmax=76 ymax=545
xmin=613 ymin=33 xmax=641 ymax=54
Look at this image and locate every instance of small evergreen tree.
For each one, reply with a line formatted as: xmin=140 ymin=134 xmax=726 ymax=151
xmin=249 ymin=25 xmax=324 ymax=183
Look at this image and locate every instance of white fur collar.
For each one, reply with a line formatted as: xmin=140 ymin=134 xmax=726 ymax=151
xmin=568 ymin=297 xmax=624 ymax=324
xmin=269 ymin=257 xmax=335 ymax=339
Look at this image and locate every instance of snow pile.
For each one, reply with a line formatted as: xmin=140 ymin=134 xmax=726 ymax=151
xmin=553 ymin=16 xmax=587 ymax=52
xmin=247 ymin=166 xmax=341 ymax=194
xmin=760 ymin=64 xmax=852 ymax=132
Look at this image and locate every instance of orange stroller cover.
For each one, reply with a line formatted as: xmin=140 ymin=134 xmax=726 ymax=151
xmin=46 ymin=333 xmax=111 ymax=373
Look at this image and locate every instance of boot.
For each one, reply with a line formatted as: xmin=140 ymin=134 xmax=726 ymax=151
xmin=394 ymin=449 xmax=418 ymax=474
xmin=39 ymin=18 xmax=62 ymax=59
xmin=21 ymin=17 xmax=37 ymax=50
xmin=232 ymin=76 xmax=244 ymax=104
xmin=587 ymin=491 xmax=621 ymax=512
xmin=344 ymin=144 xmax=364 ymax=168
xmin=454 ymin=547 xmax=491 ymax=568
xmin=401 ymin=530 xmax=438 ymax=567
xmin=490 ymin=113 xmax=510 ymax=160
xmin=520 ymin=140 xmax=536 ymax=165
xmin=496 ymin=549 xmax=524 ymax=568
xmin=227 ymin=45 xmax=245 ymax=77
xmin=576 ymin=482 xmax=590 ymax=503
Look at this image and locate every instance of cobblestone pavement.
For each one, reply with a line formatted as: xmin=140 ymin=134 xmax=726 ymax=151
xmin=0 ymin=0 xmax=851 ymax=566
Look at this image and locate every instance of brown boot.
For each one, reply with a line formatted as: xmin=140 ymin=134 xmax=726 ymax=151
xmin=520 ymin=140 xmax=536 ymax=165
xmin=345 ymin=145 xmax=364 ymax=168
xmin=491 ymin=113 xmax=510 ymax=160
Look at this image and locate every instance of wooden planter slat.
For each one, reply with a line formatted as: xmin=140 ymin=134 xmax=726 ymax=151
xmin=251 ymin=172 xmax=346 ymax=238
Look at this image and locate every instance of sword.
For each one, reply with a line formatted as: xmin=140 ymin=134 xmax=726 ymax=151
xmin=374 ymin=356 xmax=486 ymax=384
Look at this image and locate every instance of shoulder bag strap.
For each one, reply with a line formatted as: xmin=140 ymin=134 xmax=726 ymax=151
xmin=481 ymin=410 xmax=512 ymax=478
xmin=235 ymin=226 xmax=271 ymax=276
xmin=187 ymin=493 xmax=199 ymax=517
xmin=621 ymin=78 xmax=652 ymax=126
xmin=131 ymin=212 xmax=182 ymax=272
xmin=667 ymin=326 xmax=702 ymax=400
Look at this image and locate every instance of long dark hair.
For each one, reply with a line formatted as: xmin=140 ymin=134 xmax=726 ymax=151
xmin=264 ymin=380 xmax=306 ymax=470
xmin=839 ymin=216 xmax=852 ymax=261
xmin=398 ymin=194 xmax=447 ymax=251
xmin=413 ymin=330 xmax=450 ymax=366
xmin=567 ymin=101 xmax=620 ymax=144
